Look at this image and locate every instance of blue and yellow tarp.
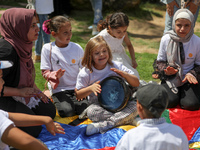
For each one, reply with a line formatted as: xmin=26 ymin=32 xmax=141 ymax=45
xmin=37 ymin=108 xmax=200 ymax=150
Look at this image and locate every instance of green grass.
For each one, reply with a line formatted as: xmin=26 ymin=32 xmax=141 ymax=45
xmin=135 ymin=52 xmax=157 ymax=82
xmin=34 ymin=63 xmax=46 ymax=90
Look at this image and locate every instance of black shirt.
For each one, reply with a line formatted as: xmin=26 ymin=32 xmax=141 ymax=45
xmin=0 ymin=38 xmax=20 ymax=87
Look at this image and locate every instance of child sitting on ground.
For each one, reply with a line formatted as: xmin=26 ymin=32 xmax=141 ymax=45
xmin=41 ymin=16 xmax=88 ymax=117
xmin=115 ymin=84 xmax=189 ymax=150
xmin=75 ymin=36 xmax=139 ymax=136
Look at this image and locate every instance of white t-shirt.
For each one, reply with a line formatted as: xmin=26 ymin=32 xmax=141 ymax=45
xmin=0 ymin=110 xmax=14 ymax=150
xmin=157 ymin=34 xmax=200 ymax=77
xmin=35 ymin=0 xmax=54 ymax=14
xmin=41 ymin=42 xmax=84 ymax=94
xmin=76 ymin=61 xmax=134 ymax=103
xmin=115 ymin=118 xmax=189 ymax=150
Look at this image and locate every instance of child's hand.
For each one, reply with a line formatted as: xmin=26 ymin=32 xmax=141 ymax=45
xmin=45 ymin=118 xmax=65 ymax=136
xmin=132 ymin=60 xmax=138 ymax=69
xmin=76 ymin=97 xmax=86 ymax=101
xmin=91 ymin=81 xmax=101 ymax=96
xmin=110 ymin=68 xmax=126 ymax=78
xmin=56 ymin=69 xmax=65 ymax=79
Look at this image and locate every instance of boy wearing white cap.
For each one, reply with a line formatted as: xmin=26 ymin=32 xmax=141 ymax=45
xmin=115 ymin=84 xmax=189 ymax=150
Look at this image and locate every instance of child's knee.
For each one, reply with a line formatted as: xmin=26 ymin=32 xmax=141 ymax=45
xmin=57 ymin=102 xmax=75 ymax=117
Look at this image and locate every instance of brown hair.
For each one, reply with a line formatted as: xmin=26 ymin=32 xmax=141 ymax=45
xmin=97 ymin=12 xmax=129 ymax=32
xmin=138 ymin=101 xmax=162 ymax=118
xmin=47 ymin=16 xmax=70 ymax=33
xmin=82 ymin=36 xmax=113 ymax=72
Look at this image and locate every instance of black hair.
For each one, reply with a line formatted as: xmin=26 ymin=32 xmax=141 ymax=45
xmin=97 ymin=12 xmax=129 ymax=32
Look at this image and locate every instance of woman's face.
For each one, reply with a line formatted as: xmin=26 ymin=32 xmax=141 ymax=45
xmin=27 ymin=16 xmax=39 ymax=42
xmin=0 ymin=69 xmax=4 ymax=92
xmin=175 ymin=18 xmax=191 ymax=38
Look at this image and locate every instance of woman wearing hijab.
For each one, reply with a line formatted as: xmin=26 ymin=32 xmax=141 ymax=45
xmin=155 ymin=9 xmax=200 ymax=111
xmin=0 ymin=8 xmax=56 ymax=137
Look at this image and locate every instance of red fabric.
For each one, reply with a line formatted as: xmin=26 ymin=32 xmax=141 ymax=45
xmin=169 ymin=108 xmax=200 ymax=141
xmin=82 ymin=147 xmax=115 ymax=150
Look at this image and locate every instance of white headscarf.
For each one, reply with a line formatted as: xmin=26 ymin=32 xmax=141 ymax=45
xmin=164 ymin=9 xmax=194 ymax=93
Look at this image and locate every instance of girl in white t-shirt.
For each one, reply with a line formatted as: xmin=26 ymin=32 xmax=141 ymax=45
xmin=94 ymin=12 xmax=140 ymax=79
xmin=41 ymin=16 xmax=88 ymax=118
xmin=75 ymin=36 xmax=139 ymax=136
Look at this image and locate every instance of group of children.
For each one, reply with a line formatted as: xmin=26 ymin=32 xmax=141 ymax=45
xmin=38 ymin=10 xmax=190 ymax=149
xmin=0 ymin=8 xmax=192 ymax=149
xmin=40 ymin=12 xmax=140 ymax=136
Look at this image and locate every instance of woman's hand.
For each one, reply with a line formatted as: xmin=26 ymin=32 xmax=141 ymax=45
xmin=185 ymin=1 xmax=198 ymax=14
xmin=182 ymin=73 xmax=198 ymax=84
xmin=132 ymin=60 xmax=138 ymax=69
xmin=90 ymin=81 xmax=101 ymax=96
xmin=164 ymin=66 xmax=178 ymax=75
xmin=18 ymin=88 xmax=38 ymax=98
xmin=35 ymin=91 xmax=50 ymax=103
xmin=166 ymin=0 xmax=179 ymax=17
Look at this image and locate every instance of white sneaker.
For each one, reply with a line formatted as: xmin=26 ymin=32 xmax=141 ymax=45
xmin=92 ymin=25 xmax=99 ymax=36
xmin=88 ymin=25 xmax=93 ymax=30
xmin=86 ymin=123 xmax=100 ymax=135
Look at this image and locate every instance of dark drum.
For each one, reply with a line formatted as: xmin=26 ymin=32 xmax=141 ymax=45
xmin=98 ymin=76 xmax=132 ymax=113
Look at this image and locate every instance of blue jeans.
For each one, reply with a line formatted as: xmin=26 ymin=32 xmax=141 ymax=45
xmin=90 ymin=0 xmax=103 ymax=25
xmin=164 ymin=6 xmax=200 ymax=33
xmin=35 ymin=14 xmax=50 ymax=56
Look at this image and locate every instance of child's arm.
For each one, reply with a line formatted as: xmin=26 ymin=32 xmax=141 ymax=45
xmin=2 ymin=125 xmax=48 ymax=150
xmin=75 ymin=81 xmax=101 ymax=100
xmin=42 ymin=69 xmax=65 ymax=89
xmin=8 ymin=113 xmax=65 ymax=135
xmin=124 ymin=33 xmax=138 ymax=69
xmin=110 ymin=68 xmax=139 ymax=87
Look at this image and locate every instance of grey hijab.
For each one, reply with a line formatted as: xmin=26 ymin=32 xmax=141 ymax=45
xmin=165 ymin=9 xmax=194 ymax=93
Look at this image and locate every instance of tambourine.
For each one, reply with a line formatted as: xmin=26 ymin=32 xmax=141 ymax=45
xmin=98 ymin=76 xmax=132 ymax=112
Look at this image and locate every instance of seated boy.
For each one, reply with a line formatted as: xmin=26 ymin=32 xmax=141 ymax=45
xmin=115 ymin=84 xmax=189 ymax=150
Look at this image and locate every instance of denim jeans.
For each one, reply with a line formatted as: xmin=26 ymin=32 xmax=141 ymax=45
xmin=164 ymin=6 xmax=200 ymax=33
xmin=90 ymin=0 xmax=103 ymax=25
xmin=35 ymin=14 xmax=50 ymax=56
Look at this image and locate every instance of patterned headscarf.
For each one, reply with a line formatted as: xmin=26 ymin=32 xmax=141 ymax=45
xmin=0 ymin=8 xmax=36 ymax=88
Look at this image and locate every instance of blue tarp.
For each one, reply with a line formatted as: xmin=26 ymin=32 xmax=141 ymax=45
xmin=38 ymin=123 xmax=125 ymax=150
